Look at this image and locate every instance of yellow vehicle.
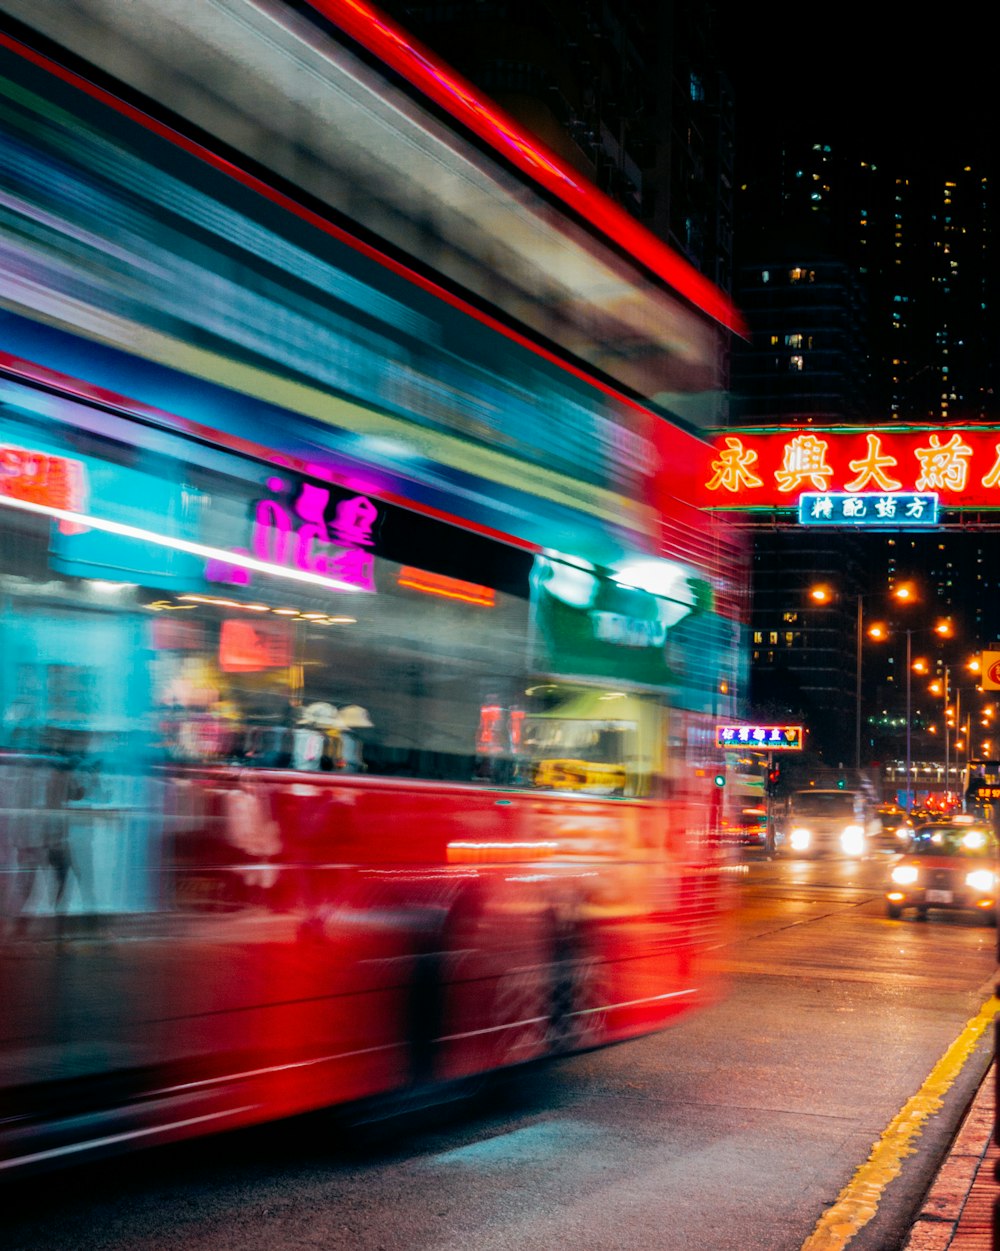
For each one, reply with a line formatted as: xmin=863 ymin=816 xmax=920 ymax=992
xmin=534 ymin=758 xmax=628 ymax=794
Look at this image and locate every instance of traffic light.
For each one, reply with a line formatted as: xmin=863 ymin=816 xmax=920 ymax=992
xmin=836 ymin=777 xmax=846 ymax=789
xmin=713 ymin=772 xmax=726 ymax=788
xmin=766 ymin=765 xmax=781 ymax=795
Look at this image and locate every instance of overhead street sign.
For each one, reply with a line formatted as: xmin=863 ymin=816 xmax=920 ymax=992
xmin=716 ymin=724 xmax=804 ymax=751
xmin=704 ymin=426 xmax=1000 ymax=515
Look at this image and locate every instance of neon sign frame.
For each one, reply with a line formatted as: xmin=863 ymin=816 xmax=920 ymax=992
xmin=704 ymin=426 xmax=1000 ymax=514
xmin=716 ymin=724 xmax=804 ymax=751
xmin=797 ymin=492 xmax=939 ymax=527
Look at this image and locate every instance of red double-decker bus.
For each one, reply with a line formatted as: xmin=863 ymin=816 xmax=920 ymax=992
xmin=0 ymin=0 xmax=747 ymax=1173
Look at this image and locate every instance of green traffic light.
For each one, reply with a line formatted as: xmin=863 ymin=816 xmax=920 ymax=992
xmin=714 ymin=773 xmax=726 ymax=787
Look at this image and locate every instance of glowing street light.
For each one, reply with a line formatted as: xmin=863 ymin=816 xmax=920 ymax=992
xmin=807 ymin=581 xmax=945 ymax=789
xmin=894 ymin=582 xmax=917 ymax=604
xmin=808 ymin=583 xmax=866 ymax=770
xmin=866 ymin=593 xmax=957 ymax=810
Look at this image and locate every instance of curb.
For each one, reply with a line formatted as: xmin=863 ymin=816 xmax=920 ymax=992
xmin=903 ymin=1063 xmax=996 ymax=1250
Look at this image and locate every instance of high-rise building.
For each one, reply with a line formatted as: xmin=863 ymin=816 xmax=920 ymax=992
xmin=732 ymin=253 xmax=868 ymax=425
xmin=375 ymin=1 xmax=735 ymax=293
xmin=731 ymin=136 xmax=996 ymax=768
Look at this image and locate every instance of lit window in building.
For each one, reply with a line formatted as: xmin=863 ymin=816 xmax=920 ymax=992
xmin=753 ymin=631 xmax=763 ymax=643
xmin=790 ymin=355 xmax=804 ymax=370
xmin=785 ymin=333 xmax=803 ymax=348
xmin=769 ymin=631 xmax=779 ymax=645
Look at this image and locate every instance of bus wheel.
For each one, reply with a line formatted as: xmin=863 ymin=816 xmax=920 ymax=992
xmin=546 ymin=923 xmax=609 ymax=1056
xmin=490 ymin=964 xmax=550 ymax=1067
xmin=886 ymin=902 xmax=903 ymax=920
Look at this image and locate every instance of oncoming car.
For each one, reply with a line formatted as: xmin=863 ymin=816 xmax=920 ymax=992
xmin=885 ymin=821 xmax=999 ymax=923
xmin=874 ymin=803 xmax=914 ymax=852
xmin=777 ymin=789 xmax=874 ymax=858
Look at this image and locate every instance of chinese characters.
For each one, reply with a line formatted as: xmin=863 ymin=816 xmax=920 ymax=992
xmin=798 ymin=492 xmax=939 ymax=527
xmin=715 ymin=724 xmax=803 ymax=750
xmin=705 ymin=428 xmax=1000 ymax=511
xmin=206 ymin=477 xmax=379 ymax=591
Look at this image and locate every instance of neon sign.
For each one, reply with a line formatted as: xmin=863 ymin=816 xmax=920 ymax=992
xmin=798 ymin=492 xmax=939 ymax=526
xmin=0 ymin=444 xmax=88 ymax=534
xmin=207 ymin=476 xmax=379 ymax=592
xmin=397 ymin=567 xmax=495 ymax=606
xmin=704 ymin=427 xmax=1000 ymax=512
xmin=716 ymin=724 xmax=804 ymax=750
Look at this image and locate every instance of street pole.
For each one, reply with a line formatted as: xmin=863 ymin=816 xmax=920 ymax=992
xmin=955 ymin=687 xmax=962 ymax=806
xmin=944 ymin=665 xmax=950 ymax=809
xmin=855 ymin=594 xmax=863 ymax=772
xmin=905 ymin=628 xmax=912 ymax=811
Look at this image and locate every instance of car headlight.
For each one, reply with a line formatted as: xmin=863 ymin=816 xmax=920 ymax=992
xmin=965 ymin=869 xmax=996 ymax=893
xmin=790 ymin=827 xmax=811 ymax=850
xmin=841 ymin=825 xmax=865 ymax=856
xmin=891 ymin=864 xmax=919 ymax=886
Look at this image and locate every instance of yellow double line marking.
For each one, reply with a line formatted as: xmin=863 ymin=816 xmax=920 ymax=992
xmin=801 ymin=993 xmax=1000 ymax=1251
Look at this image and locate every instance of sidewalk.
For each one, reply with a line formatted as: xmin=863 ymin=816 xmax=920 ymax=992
xmin=903 ymin=1064 xmax=997 ymax=1251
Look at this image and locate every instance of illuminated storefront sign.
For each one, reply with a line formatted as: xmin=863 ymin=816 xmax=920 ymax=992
xmin=206 ymin=476 xmax=380 ymax=592
xmin=398 ymin=567 xmax=495 ymax=606
xmin=1 ymin=443 xmax=88 ymax=533
xmin=980 ymin=651 xmax=1000 ymax=691
xmin=530 ymin=554 xmax=724 ymax=694
xmin=704 ymin=428 xmax=1000 ymax=513
xmin=798 ymin=492 xmax=939 ymax=526
xmin=715 ymin=724 xmax=803 ymax=750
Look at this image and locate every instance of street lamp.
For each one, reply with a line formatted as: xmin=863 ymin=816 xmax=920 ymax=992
xmin=807 ymin=584 xmax=869 ymax=772
xmin=906 ymin=627 xmax=913 ymax=809
xmin=929 ymin=670 xmax=951 ymax=806
xmin=867 ymin=589 xmax=948 ymax=811
xmin=868 ymin=583 xmax=920 ymax=808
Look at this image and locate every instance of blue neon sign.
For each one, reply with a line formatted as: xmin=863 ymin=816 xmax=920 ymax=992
xmin=798 ymin=492 xmax=939 ymax=527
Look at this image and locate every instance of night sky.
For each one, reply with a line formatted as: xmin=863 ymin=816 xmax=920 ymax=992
xmin=718 ymin=9 xmax=996 ymax=172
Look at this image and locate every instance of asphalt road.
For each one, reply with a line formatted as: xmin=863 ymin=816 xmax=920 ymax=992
xmin=5 ymin=851 xmax=997 ymax=1251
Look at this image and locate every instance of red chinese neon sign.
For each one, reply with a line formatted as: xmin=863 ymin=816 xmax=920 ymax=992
xmin=703 ymin=427 xmax=1000 ymax=511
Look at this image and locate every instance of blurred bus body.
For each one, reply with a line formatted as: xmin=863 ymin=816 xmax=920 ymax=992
xmin=0 ymin=0 xmax=747 ymax=1174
